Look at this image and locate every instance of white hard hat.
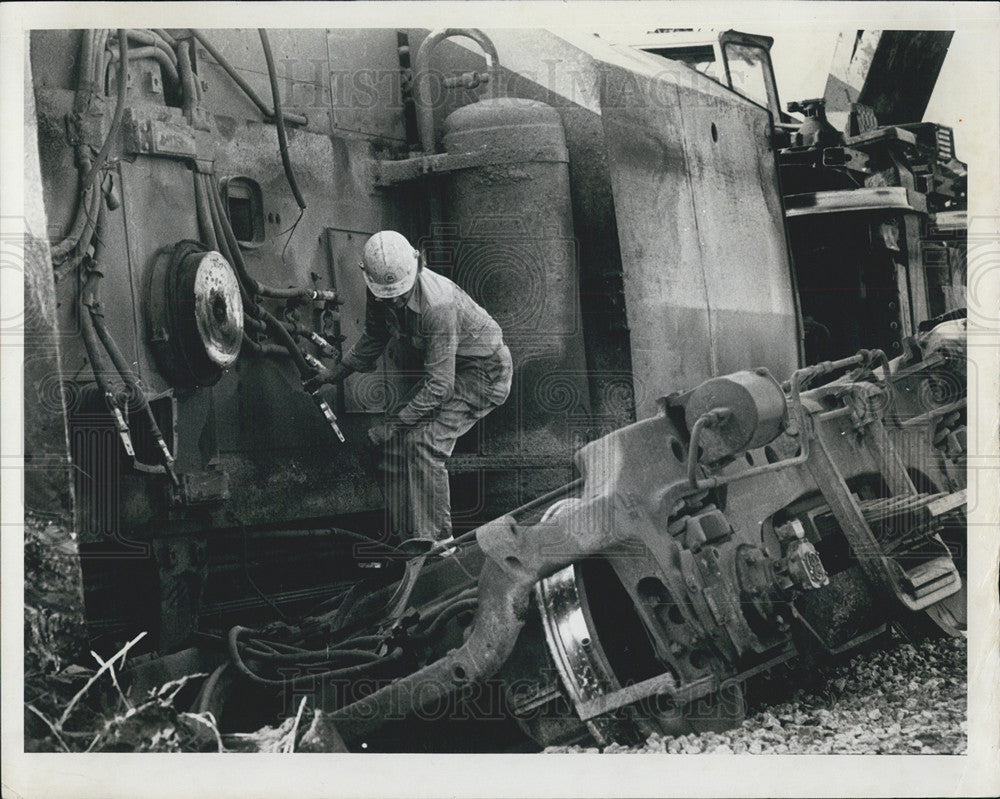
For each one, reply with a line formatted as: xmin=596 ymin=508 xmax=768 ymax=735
xmin=360 ymin=231 xmax=419 ymax=299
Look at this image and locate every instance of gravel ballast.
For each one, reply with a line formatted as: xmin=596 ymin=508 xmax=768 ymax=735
xmin=545 ymin=635 xmax=967 ymax=754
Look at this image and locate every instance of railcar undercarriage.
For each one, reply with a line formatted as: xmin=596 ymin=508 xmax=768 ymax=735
xmin=120 ymin=323 xmax=967 ymax=751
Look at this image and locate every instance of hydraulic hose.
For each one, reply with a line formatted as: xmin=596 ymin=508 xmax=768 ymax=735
xmin=89 ymin=296 xmax=178 ymax=483
xmin=329 ymin=558 xmax=529 ymax=737
xmin=177 ymin=40 xmax=198 ymax=115
xmin=413 ymin=587 xmax=478 ymax=624
xmin=80 ymin=272 xmax=123 ymax=404
xmin=207 ymin=174 xmax=334 ymax=302
xmin=122 ymin=29 xmax=177 ymax=67
xmin=50 ymin=184 xmax=100 ymax=264
xmin=234 ymin=643 xmax=379 ymax=666
xmin=208 ymin=174 xmax=266 ymax=296
xmin=85 ymin=205 xmax=178 ymax=483
xmin=240 ymin=333 xmax=292 ymax=358
xmin=242 ymin=312 xmax=266 ymax=334
xmin=201 ymin=174 xmax=233 ymax=261
xmin=92 ymin=29 xmax=110 ymax=92
xmin=80 ymin=270 xmax=137 ymax=459
xmin=193 ymin=171 xmax=219 ymax=251
xmin=109 ymin=45 xmax=180 ymax=86
xmin=188 ymin=30 xmax=307 ymax=126
xmin=51 ymin=31 xmax=104 ymax=261
xmin=65 ymin=176 xmax=108 ymax=270
xmin=251 ymin=284 xmax=338 ymax=302
xmin=421 ymin=597 xmax=479 ymax=639
xmin=258 ymin=29 xmax=306 ymax=211
xmin=260 ymin=308 xmax=314 ymax=377
xmin=80 ymin=31 xmax=128 ymax=189
xmin=195 ymin=663 xmax=229 ymax=715
xmin=72 ymin=30 xmax=97 ymax=114
xmin=227 ymin=626 xmax=401 ymax=688
xmin=153 ymin=28 xmax=177 ymax=47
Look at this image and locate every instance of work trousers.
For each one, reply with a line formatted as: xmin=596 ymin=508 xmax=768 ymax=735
xmin=378 ymin=345 xmax=512 ymax=542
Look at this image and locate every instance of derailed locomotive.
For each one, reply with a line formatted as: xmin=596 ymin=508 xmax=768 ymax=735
xmin=24 ymin=27 xmax=967 ymax=750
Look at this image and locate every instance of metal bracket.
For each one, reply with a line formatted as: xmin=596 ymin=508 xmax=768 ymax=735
xmin=374 ymin=143 xmax=569 ymax=186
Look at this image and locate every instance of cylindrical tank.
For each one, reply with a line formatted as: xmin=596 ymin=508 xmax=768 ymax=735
xmin=441 ymin=98 xmax=590 ymax=459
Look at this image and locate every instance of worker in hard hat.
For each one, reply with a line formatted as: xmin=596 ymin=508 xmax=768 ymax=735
xmin=307 ymin=230 xmax=512 ymax=553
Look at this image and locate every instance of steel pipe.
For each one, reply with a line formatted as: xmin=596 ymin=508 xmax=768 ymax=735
xmin=412 ymin=28 xmax=501 ymax=155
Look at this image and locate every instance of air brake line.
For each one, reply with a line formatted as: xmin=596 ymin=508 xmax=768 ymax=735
xmin=258 ymin=29 xmax=307 ymax=212
xmin=82 ymin=200 xmax=179 ymax=485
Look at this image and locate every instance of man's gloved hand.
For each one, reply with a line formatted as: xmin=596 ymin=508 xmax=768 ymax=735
xmin=304 ymin=362 xmax=348 ymax=392
xmin=367 ymin=420 xmax=400 ymax=446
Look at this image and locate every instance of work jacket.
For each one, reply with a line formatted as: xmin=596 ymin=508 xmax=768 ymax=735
xmin=342 ymin=268 xmax=506 ymax=425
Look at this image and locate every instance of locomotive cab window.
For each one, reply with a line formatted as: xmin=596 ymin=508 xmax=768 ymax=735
xmin=221 ymin=177 xmax=265 ymax=247
xmin=723 ymin=42 xmax=781 ymax=117
xmin=643 ymin=44 xmax=720 ymax=80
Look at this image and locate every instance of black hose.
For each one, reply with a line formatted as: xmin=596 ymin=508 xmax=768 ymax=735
xmin=235 ymin=643 xmax=379 ymax=666
xmin=193 ymin=171 xmax=218 ymax=250
xmin=177 ymin=40 xmax=198 ymax=115
xmin=253 ymin=283 xmax=338 ymax=302
xmin=335 ymin=634 xmax=383 ymax=649
xmin=241 ymin=334 xmax=298 ymax=359
xmin=260 ymin=309 xmax=314 ymax=377
xmin=73 ymin=30 xmax=97 ymax=113
xmin=206 ymin=173 xmax=334 ymax=302
xmin=109 ymin=45 xmax=180 ymax=86
xmin=258 ymin=29 xmax=306 ymax=211
xmin=240 ymin=332 xmax=265 ymax=356
xmin=153 ymin=28 xmax=177 ymax=47
xmin=85 ymin=205 xmax=177 ymax=482
xmin=80 ymin=30 xmax=128 ymax=189
xmin=245 ymin=638 xmax=285 ymax=655
xmin=202 ymin=174 xmax=234 ymax=265
xmin=227 ymin=626 xmax=400 ymax=687
xmin=189 ymin=30 xmax=307 ymax=126
xmin=207 ymin=174 xmax=259 ymax=292
xmin=50 ymin=170 xmax=99 ymax=264
xmin=123 ymin=29 xmax=177 ymax=66
xmin=242 ymin=312 xmax=266 ymax=333
xmin=421 ymin=598 xmax=478 ymax=639
xmin=90 ymin=301 xmax=176 ymax=479
xmin=205 ymin=174 xmax=258 ymax=312
xmin=52 ymin=31 xmax=102 ymax=260
xmin=58 ymin=181 xmax=103 ymax=268
xmin=195 ymin=663 xmax=229 ymax=715
xmin=80 ymin=272 xmax=122 ymax=402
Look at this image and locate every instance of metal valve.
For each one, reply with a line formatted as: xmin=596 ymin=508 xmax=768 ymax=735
xmin=443 ymin=71 xmax=491 ymax=90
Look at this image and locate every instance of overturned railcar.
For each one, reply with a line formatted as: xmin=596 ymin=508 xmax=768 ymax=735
xmin=25 ymin=28 xmax=966 ymax=750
